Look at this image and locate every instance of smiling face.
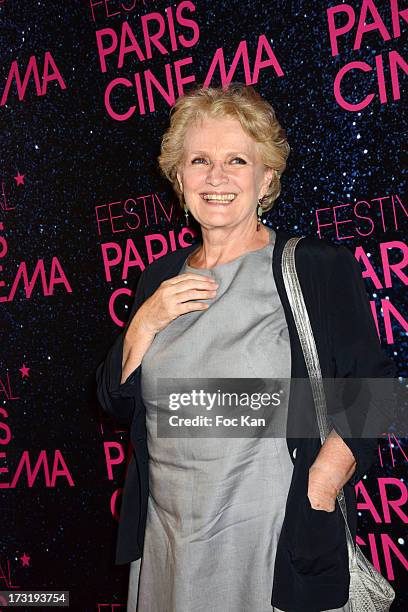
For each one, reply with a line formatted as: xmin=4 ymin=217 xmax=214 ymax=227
xmin=176 ymin=116 xmax=274 ymax=231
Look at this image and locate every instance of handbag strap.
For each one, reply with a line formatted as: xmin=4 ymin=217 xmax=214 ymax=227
xmin=281 ymin=236 xmax=357 ymax=569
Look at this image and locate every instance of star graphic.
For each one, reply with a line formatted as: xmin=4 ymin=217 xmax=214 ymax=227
xmin=20 ymin=553 xmax=30 ymax=567
xmin=14 ymin=172 xmax=25 ymax=186
xmin=19 ymin=364 xmax=30 ymax=378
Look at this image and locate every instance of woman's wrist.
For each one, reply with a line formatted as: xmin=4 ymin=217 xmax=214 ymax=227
xmin=307 ymin=430 xmax=357 ymax=510
xmin=308 ymin=465 xmax=339 ymax=511
xmin=121 ymin=312 xmax=156 ymax=384
xmin=311 ymin=430 xmax=357 ymax=490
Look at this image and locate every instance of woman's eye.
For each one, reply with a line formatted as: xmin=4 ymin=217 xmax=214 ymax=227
xmin=190 ymin=157 xmax=246 ymax=165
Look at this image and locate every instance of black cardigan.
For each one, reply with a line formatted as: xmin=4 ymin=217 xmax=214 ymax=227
xmin=96 ymin=230 xmax=396 ymax=611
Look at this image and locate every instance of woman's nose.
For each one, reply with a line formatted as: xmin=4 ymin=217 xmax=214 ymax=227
xmin=206 ymin=160 xmax=228 ymax=183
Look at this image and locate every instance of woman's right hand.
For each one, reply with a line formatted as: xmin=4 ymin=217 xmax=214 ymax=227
xmin=135 ymin=272 xmax=218 ymax=335
xmin=121 ymin=273 xmax=218 ymax=383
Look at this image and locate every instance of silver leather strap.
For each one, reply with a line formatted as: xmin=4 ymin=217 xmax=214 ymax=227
xmin=281 ymin=236 xmax=357 ymax=569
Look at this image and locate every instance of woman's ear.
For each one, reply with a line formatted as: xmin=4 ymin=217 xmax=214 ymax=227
xmin=176 ymin=170 xmax=183 ymax=192
xmin=260 ymin=167 xmax=275 ymax=198
xmin=266 ymin=167 xmax=276 ymax=187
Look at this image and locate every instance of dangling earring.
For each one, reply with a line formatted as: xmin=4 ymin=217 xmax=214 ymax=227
xmin=257 ymin=198 xmax=264 ymax=231
xmin=184 ymin=203 xmax=190 ymax=227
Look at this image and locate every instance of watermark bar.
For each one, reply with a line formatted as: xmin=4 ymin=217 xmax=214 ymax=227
xmin=153 ymin=377 xmax=406 ymax=439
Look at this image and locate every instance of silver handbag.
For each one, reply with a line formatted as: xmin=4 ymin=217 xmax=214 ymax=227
xmin=281 ymin=236 xmax=396 ymax=612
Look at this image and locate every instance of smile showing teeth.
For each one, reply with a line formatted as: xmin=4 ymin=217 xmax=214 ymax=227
xmin=202 ymin=193 xmax=237 ymax=201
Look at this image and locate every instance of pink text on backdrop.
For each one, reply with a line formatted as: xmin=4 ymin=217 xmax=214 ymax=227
xmin=359 ymin=241 xmax=406 ymax=344
xmin=95 ymin=193 xmax=175 ymax=235
xmin=99 ymin=227 xmax=196 ymax=326
xmin=102 ymin=35 xmax=283 ymax=119
xmin=95 ymin=1 xmax=200 ymax=71
xmin=315 ymin=194 xmax=407 ymax=240
xmin=0 ymin=373 xmax=19 ymax=407
xmin=89 ymin=0 xmax=158 ymax=24
xmin=0 ymin=384 xmax=74 ymax=489
xmin=0 ymin=51 xmax=66 ymax=106
xmin=1 ymin=180 xmax=18 ymax=212
xmin=0 ymin=222 xmax=73 ymax=303
xmin=103 ymin=440 xmax=133 ymax=521
xmin=0 ymin=257 xmax=73 ymax=302
xmin=315 ymin=194 xmax=407 ymax=345
xmin=326 ymin=1 xmax=407 ymax=110
xmin=94 ymin=2 xmax=284 ymax=119
xmin=0 ymin=559 xmax=20 ymax=589
xmin=100 ymin=227 xmax=196 ymax=279
xmin=356 ymin=477 xmax=408 ymax=580
xmin=379 ymin=434 xmax=408 ymax=468
xmin=0 ymin=450 xmax=75 ymax=488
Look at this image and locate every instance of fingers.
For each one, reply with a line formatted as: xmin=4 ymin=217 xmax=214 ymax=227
xmin=307 ymin=495 xmax=336 ymax=512
xmin=180 ymin=301 xmax=210 ymax=312
xmin=143 ymin=273 xmax=217 ymax=333
xmin=162 ymin=274 xmax=218 ymax=303
xmin=164 ymin=273 xmax=218 ymax=287
xmin=176 ymin=288 xmax=217 ymax=303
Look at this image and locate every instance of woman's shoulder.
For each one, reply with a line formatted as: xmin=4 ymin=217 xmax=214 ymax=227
xmin=287 ymin=231 xmax=341 ymax=255
xmin=276 ymin=230 xmax=357 ymax=277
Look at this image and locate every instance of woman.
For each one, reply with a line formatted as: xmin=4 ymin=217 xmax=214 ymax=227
xmin=96 ymin=84 xmax=395 ymax=611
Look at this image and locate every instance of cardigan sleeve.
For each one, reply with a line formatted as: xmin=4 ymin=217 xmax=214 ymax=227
xmin=328 ymin=245 xmax=396 ymax=485
xmin=95 ymin=270 xmax=147 ymax=426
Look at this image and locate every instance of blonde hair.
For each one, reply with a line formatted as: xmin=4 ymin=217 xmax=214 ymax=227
xmin=157 ymin=82 xmax=291 ymax=213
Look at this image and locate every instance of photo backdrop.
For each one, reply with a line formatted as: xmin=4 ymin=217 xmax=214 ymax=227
xmin=0 ymin=0 xmax=407 ymax=610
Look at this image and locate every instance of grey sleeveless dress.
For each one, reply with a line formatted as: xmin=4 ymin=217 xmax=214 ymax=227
xmin=127 ymin=228 xmax=349 ymax=612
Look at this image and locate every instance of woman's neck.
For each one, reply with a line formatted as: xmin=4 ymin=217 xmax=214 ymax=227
xmin=187 ymin=223 xmax=271 ymax=269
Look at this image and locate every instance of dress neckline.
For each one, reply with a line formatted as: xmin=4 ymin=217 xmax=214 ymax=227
xmin=185 ymin=228 xmax=274 ymax=271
